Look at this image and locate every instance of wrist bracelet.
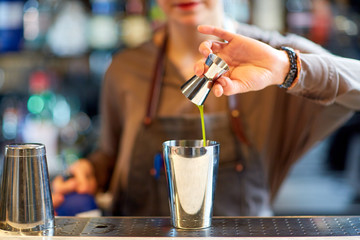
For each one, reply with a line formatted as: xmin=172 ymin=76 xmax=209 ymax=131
xmin=279 ymin=46 xmax=299 ymax=89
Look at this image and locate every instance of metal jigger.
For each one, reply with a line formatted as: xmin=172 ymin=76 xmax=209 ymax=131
xmin=181 ymin=53 xmax=229 ymax=105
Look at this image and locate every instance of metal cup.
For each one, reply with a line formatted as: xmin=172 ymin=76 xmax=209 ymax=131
xmin=181 ymin=53 xmax=229 ymax=106
xmin=163 ymin=140 xmax=219 ymax=229
xmin=0 ymin=143 xmax=54 ymax=235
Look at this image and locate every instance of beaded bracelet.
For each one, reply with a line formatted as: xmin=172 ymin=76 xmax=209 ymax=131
xmin=279 ymin=46 xmax=300 ymax=89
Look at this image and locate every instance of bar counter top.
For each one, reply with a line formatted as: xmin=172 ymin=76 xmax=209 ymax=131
xmin=1 ymin=216 xmax=360 ymax=239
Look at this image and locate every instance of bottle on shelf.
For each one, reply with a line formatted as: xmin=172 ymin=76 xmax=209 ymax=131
xmin=0 ymin=0 xmax=24 ymax=52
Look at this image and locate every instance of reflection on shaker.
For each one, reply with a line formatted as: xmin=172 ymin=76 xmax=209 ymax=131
xmin=173 ymin=150 xmax=210 ymax=215
xmin=0 ymin=143 xmax=54 ymax=235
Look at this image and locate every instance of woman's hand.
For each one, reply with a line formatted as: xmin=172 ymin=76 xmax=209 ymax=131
xmin=51 ymin=159 xmax=97 ymax=208
xmin=194 ymin=25 xmax=291 ymax=97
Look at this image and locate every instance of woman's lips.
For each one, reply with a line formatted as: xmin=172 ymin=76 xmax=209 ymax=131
xmin=174 ymin=2 xmax=201 ymax=10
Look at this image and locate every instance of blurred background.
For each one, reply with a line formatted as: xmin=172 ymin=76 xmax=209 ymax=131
xmin=0 ymin=0 xmax=359 ymax=215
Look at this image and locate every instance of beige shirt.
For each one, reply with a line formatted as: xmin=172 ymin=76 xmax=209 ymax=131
xmin=88 ymin=22 xmax=360 ymax=214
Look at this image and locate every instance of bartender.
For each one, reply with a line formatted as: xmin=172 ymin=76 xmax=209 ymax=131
xmin=52 ymin=0 xmax=360 ymax=216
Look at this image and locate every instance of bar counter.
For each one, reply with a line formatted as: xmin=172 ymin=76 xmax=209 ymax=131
xmin=1 ymin=216 xmax=360 ymax=239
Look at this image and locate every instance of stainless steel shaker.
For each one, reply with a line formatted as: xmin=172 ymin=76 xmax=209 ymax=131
xmin=181 ymin=53 xmax=229 ymax=106
xmin=0 ymin=143 xmax=54 ymax=234
xmin=163 ymin=140 xmax=220 ymax=229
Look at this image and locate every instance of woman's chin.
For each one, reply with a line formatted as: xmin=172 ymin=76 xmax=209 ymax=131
xmin=172 ymin=15 xmax=213 ymax=27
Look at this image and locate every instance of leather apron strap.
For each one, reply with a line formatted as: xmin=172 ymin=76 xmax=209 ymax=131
xmin=143 ymin=31 xmax=168 ymax=126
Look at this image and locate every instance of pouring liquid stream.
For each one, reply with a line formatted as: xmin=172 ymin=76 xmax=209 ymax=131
xmin=181 ymin=54 xmax=229 ymax=148
xmin=197 ymin=105 xmax=207 ymax=147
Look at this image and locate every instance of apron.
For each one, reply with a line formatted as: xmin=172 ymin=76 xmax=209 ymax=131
xmin=111 ymin=32 xmax=272 ymax=216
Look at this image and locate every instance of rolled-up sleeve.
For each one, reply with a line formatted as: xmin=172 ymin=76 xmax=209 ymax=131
xmin=289 ymin=53 xmax=360 ymax=110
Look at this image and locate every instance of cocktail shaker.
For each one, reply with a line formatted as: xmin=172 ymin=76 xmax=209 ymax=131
xmin=163 ymin=140 xmax=220 ymax=229
xmin=0 ymin=143 xmax=54 ymax=235
xmin=181 ymin=53 xmax=229 ymax=106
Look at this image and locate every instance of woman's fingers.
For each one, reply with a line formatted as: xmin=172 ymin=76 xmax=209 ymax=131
xmin=198 ymin=41 xmax=213 ymax=56
xmin=194 ymin=58 xmax=206 ymax=76
xmin=52 ymin=192 xmax=65 ymax=209
xmin=215 ymin=76 xmax=248 ymax=96
xmin=70 ymin=159 xmax=97 ymax=194
xmin=213 ymin=82 xmax=224 ymax=97
xmin=52 ymin=175 xmax=77 ymax=194
xmin=199 ymin=40 xmax=227 ymax=57
xmin=198 ymin=25 xmax=235 ymax=42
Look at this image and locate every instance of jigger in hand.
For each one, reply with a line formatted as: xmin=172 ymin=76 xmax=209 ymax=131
xmin=181 ymin=53 xmax=229 ymax=106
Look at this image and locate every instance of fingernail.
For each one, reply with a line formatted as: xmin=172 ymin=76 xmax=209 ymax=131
xmin=214 ymin=89 xmax=221 ymax=97
xmin=219 ymin=78 xmax=227 ymax=87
